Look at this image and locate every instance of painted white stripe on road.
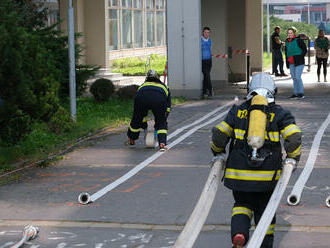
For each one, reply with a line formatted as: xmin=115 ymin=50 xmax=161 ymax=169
xmin=90 ymin=108 xmax=230 ymax=202
xmin=288 ymin=112 xmax=330 ymax=205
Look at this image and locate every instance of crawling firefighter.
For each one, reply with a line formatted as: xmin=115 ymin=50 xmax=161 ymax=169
xmin=127 ymin=69 xmax=171 ymax=151
xmin=211 ymin=73 xmax=302 ymax=248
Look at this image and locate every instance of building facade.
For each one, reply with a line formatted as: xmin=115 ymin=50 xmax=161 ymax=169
xmin=59 ymin=0 xmax=166 ymax=67
xmin=60 ymin=0 xmax=263 ymax=99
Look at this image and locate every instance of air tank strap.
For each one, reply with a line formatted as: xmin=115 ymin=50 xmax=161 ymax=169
xmin=248 ymin=104 xmax=269 ymax=113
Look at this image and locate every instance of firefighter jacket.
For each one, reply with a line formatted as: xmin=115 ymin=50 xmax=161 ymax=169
xmin=211 ymin=101 xmax=302 ymax=192
xmin=138 ymin=77 xmax=171 ymax=114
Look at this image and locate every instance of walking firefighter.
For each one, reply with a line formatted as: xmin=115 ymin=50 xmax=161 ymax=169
xmin=210 ymin=72 xmax=302 ymax=248
xmin=127 ymin=69 xmax=171 ymax=151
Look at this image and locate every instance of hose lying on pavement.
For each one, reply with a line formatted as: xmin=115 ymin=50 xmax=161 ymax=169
xmin=287 ymin=113 xmax=330 ymax=206
xmin=173 ymin=155 xmax=225 ymax=248
xmin=10 ymin=225 xmax=39 ymax=248
xmin=326 ymin=195 xmax=330 ymax=208
xmin=247 ymin=158 xmax=296 ymax=248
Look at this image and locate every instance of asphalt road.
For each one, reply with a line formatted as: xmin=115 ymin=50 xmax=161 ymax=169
xmin=1 ymin=71 xmax=330 ymax=248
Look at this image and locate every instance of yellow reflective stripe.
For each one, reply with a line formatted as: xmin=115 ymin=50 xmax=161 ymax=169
xmin=216 ymin=121 xmax=233 ymax=137
xmin=211 ymin=141 xmax=224 ymax=153
xmin=281 ymin=124 xmax=301 ymax=139
xmin=232 ymin=207 xmax=253 ymax=219
xmin=129 ymin=126 xmax=141 ymax=133
xmin=167 ymin=107 xmax=171 ymax=112
xmin=266 ymin=224 xmax=275 ymax=235
xmin=139 ymin=82 xmax=169 ymax=96
xmin=225 ymin=169 xmax=282 ymax=181
xmin=287 ymin=145 xmax=301 ymax=158
xmin=157 ymin=129 xmax=167 ymax=134
xmin=143 ymin=116 xmax=148 ymax=123
xmin=267 ymin=131 xmax=280 ymax=142
xmin=234 ymin=129 xmax=245 ymax=140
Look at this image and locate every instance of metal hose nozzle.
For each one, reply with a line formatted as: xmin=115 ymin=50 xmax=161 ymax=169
xmin=78 ymin=192 xmax=91 ymax=205
xmin=326 ymin=195 xmax=330 ymax=208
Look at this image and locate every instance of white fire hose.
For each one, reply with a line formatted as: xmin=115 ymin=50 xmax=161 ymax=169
xmin=173 ymin=155 xmax=225 ymax=248
xmin=287 ymin=113 xmax=330 ymax=206
xmin=247 ymin=158 xmax=296 ymax=248
xmin=10 ymin=225 xmax=39 ymax=248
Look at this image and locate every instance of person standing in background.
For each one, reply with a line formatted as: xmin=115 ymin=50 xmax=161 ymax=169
xmin=315 ymin=29 xmax=329 ymax=82
xmin=271 ymin=26 xmax=287 ymax=77
xmin=201 ymin=26 xmax=213 ymax=98
xmin=285 ymin=27 xmax=307 ymax=99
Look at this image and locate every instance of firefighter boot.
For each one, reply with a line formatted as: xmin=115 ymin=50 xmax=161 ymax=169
xmin=159 ymin=143 xmax=168 ymax=152
xmin=232 ymin=233 xmax=246 ymax=248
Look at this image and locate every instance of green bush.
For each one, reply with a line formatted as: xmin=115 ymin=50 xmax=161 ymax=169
xmin=47 ymin=33 xmax=100 ymax=98
xmin=0 ymin=0 xmax=61 ymax=143
xmin=0 ymin=0 xmax=96 ymax=144
xmin=116 ymin=85 xmax=139 ymax=99
xmin=47 ymin=106 xmax=75 ymax=135
xmin=0 ymin=105 xmax=32 ymax=144
xmin=90 ymin=78 xmax=115 ymax=102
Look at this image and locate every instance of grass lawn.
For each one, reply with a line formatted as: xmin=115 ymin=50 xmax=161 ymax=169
xmin=263 ymin=52 xmax=272 ymax=71
xmin=0 ymin=96 xmax=186 ymax=173
xmin=111 ymin=54 xmax=167 ymax=76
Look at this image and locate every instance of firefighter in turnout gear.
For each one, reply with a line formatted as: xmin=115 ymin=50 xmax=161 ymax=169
xmin=210 ymin=73 xmax=302 ymax=248
xmin=127 ymin=69 xmax=171 ymax=151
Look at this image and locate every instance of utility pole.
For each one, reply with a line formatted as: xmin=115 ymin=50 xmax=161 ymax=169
xmin=307 ymin=1 xmax=310 ymax=25
xmin=68 ymin=0 xmax=76 ymax=121
xmin=267 ymin=0 xmax=270 ymax=57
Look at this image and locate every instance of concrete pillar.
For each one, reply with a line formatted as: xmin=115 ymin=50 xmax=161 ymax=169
xmin=167 ymin=0 xmax=202 ymax=98
xmin=326 ymin=3 xmax=330 ymax=22
xmin=201 ymin=0 xmax=228 ymax=90
xmin=246 ymin=0 xmax=262 ymax=73
xmin=60 ymin=0 xmax=108 ymax=69
xmin=227 ymin=0 xmax=246 ymax=81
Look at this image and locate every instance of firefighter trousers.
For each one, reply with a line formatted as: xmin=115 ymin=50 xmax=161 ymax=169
xmin=127 ymin=91 xmax=168 ymax=145
xmin=231 ymin=190 xmax=275 ymax=248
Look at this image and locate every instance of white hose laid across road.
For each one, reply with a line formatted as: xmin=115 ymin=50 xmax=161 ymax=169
xmin=10 ymin=225 xmax=39 ymax=248
xmin=287 ymin=112 xmax=330 ymax=206
xmin=247 ymin=158 xmax=296 ymax=248
xmin=173 ymin=156 xmax=225 ymax=248
xmin=78 ymin=98 xmax=237 ymax=204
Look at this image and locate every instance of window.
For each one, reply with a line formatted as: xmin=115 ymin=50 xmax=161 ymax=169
xmin=109 ymin=0 xmax=118 ymax=7
xmin=146 ymin=11 xmax=155 ymax=47
xmin=109 ymin=9 xmax=118 ymax=50
xmin=156 ymin=11 xmax=165 ymax=46
xmin=146 ymin=0 xmax=155 ymax=9
xmin=134 ymin=0 xmax=142 ymax=8
xmin=156 ymin=0 xmax=164 ymax=10
xmin=133 ymin=10 xmax=143 ymax=47
xmin=122 ymin=9 xmax=133 ymax=48
xmin=108 ymin=0 xmax=165 ymax=51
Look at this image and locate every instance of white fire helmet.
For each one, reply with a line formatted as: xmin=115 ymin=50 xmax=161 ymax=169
xmin=247 ymin=72 xmax=277 ymax=103
xmin=146 ymin=69 xmax=160 ymax=80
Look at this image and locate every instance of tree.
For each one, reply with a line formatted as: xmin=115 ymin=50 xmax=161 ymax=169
xmin=0 ymin=0 xmax=81 ymax=143
xmin=263 ymin=14 xmax=318 ymax=51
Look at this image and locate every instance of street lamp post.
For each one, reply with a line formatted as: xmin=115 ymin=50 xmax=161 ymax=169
xmin=68 ymin=0 xmax=76 ymax=121
xmin=267 ymin=0 xmax=270 ymax=57
xmin=308 ymin=1 xmax=310 ymax=24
